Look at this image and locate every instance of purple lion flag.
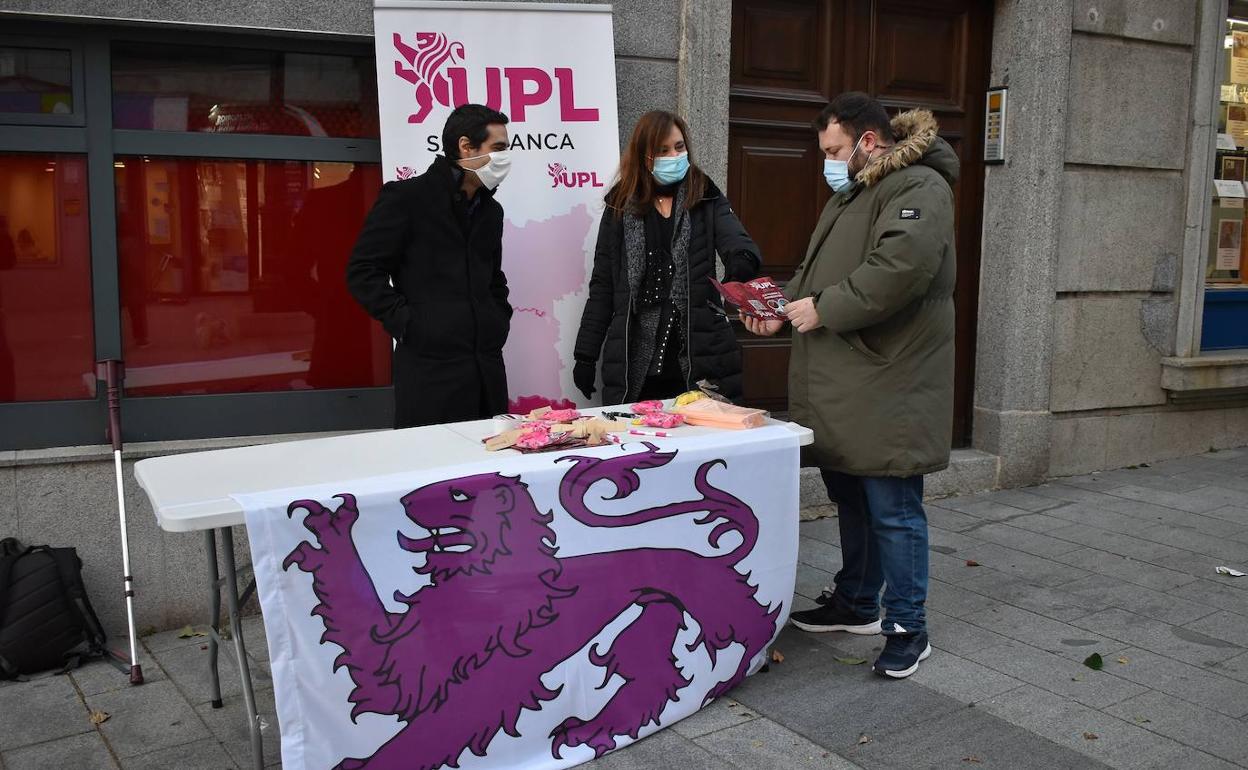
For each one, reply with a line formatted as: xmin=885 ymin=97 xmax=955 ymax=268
xmin=240 ymin=428 xmax=800 ymax=770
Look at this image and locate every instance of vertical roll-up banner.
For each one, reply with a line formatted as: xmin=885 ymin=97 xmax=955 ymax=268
xmin=374 ymin=1 xmax=620 ymax=412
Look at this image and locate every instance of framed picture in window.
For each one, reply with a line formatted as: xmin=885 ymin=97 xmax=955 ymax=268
xmin=1223 ymin=155 xmax=1247 ymax=182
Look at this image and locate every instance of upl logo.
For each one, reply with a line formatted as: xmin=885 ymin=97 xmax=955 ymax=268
xmin=394 ymin=33 xmax=599 ymax=124
xmin=548 ymin=163 xmax=605 ymax=189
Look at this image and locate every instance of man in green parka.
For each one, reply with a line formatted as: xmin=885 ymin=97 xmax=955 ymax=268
xmin=743 ymin=93 xmax=957 ymax=679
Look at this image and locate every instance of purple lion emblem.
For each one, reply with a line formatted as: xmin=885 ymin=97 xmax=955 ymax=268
xmin=283 ymin=444 xmax=782 ymax=769
xmin=393 ymin=32 xmax=464 ymax=125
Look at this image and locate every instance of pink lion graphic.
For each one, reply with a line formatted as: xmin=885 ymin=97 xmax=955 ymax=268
xmin=548 ymin=162 xmax=567 ymax=187
xmin=283 ymin=444 xmax=782 ymax=769
xmin=393 ymin=32 xmax=465 ymax=124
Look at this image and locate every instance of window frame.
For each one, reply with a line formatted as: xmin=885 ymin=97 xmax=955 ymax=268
xmin=1181 ymin=0 xmax=1248 ymax=357
xmin=0 ymin=34 xmax=86 ymax=128
xmin=0 ymin=20 xmax=391 ymax=451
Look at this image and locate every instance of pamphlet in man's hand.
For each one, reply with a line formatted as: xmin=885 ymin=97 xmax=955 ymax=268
xmin=710 ymin=276 xmax=789 ymax=321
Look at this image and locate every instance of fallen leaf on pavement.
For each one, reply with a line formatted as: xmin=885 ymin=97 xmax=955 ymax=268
xmin=89 ymin=710 xmax=110 ymax=725
xmin=1216 ymin=566 xmax=1246 ymax=577
xmin=771 ymin=650 xmax=785 ymax=664
xmin=1083 ymin=732 xmax=1099 ymax=740
xmin=962 ymin=757 xmax=982 ymax=764
xmin=752 ymin=740 xmax=763 ymax=748
xmin=176 ymin=625 xmax=205 ymax=639
xmin=1083 ymin=653 xmax=1104 ymax=671
xmin=835 ymin=657 xmax=868 ymax=665
xmin=965 ymin=560 xmax=981 ymax=567
xmin=1117 ymin=656 xmax=1129 ymax=665
xmin=858 ymin=734 xmax=872 ymax=745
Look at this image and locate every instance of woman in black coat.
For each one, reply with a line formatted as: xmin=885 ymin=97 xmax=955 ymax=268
xmin=573 ymin=111 xmax=763 ymax=405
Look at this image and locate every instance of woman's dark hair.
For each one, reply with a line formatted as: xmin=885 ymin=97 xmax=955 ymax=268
xmin=812 ymin=92 xmax=895 ymax=143
xmin=606 ymin=110 xmax=707 ymax=215
xmin=441 ymin=104 xmax=510 ymax=159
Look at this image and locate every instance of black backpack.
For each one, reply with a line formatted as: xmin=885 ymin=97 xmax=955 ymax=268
xmin=0 ymin=538 xmax=110 ymax=678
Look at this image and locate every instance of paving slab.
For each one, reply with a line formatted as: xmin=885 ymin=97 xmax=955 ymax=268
xmin=846 ymin=703 xmax=1109 ymax=770
xmin=0 ymin=674 xmax=93 ymax=751
xmin=956 ymin=571 xmax=1105 ymax=623
xmin=693 ymin=716 xmax=864 ymax=770
xmin=87 ymin=680 xmax=211 ymax=760
xmin=978 ymin=488 xmax=1073 ymax=513
xmin=1072 ymin=608 xmax=1246 ymax=666
xmin=194 ymin=687 xmax=281 ymax=769
xmin=954 ymin=542 xmax=1091 ymax=588
xmin=124 ymin=737 xmax=240 ymax=770
xmin=151 ymin=634 xmax=273 ymax=707
xmin=588 ymin=728 xmax=725 ymax=770
xmin=904 ymin=650 xmax=1024 ymax=705
xmin=0 ymin=732 xmax=116 ymax=770
xmin=1052 ymin=548 xmax=1199 ymax=593
xmin=798 ymin=536 xmax=843 ymax=574
xmin=924 ymin=578 xmax=1001 ymax=619
xmin=669 ymin=698 xmax=758 ymax=740
xmin=799 ymin=516 xmax=841 ymax=546
xmin=1139 ymin=524 xmax=1248 ymax=562
xmin=1170 ymin=578 xmax=1248 ymax=617
xmin=991 ymin=510 xmax=1076 ymax=534
xmin=1105 ymin=690 xmax=1248 ymax=766
xmin=1104 ymin=647 xmax=1248 ymax=718
xmin=957 ymin=521 xmax=1084 ymax=558
xmin=923 ymin=505 xmax=982 ymax=533
xmin=1059 ymin=574 xmax=1219 ymax=626
xmin=963 ymin=604 xmax=1117 ymax=661
xmin=1217 ymin=650 xmax=1248 ymax=684
xmin=982 ymin=684 xmax=1239 ymax=770
xmin=728 ymin=658 xmax=964 ymax=753
xmin=1183 ymin=610 xmax=1248 ymax=648
xmin=70 ymin=660 xmax=167 ymax=698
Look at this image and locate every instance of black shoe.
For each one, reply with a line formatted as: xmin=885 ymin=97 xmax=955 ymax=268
xmin=789 ymin=592 xmax=882 ymax=634
xmin=873 ymin=631 xmax=932 ymax=679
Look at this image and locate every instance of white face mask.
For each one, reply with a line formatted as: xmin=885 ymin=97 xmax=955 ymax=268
xmin=460 ymin=151 xmax=511 ymax=190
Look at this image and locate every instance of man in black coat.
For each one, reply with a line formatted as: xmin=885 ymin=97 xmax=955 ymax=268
xmin=347 ymin=104 xmax=514 ymax=428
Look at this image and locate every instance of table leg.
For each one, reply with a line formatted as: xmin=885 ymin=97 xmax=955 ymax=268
xmin=221 ymin=528 xmax=265 ymax=770
xmin=205 ymin=530 xmax=223 ymax=709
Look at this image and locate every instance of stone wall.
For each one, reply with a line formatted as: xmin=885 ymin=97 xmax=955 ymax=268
xmin=977 ymin=0 xmax=1248 ymax=481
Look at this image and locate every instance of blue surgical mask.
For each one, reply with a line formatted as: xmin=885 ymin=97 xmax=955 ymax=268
xmin=652 ymin=152 xmax=689 ymax=185
xmin=823 ymin=135 xmax=865 ymax=192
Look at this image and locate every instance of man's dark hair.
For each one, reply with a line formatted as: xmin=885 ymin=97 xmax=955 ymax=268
xmin=812 ymin=92 xmax=894 ymax=143
xmin=441 ymin=104 xmax=510 ymax=159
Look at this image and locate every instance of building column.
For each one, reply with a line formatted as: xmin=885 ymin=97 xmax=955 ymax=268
xmin=972 ymin=0 xmax=1076 ymax=486
xmin=677 ymin=0 xmax=732 ymax=186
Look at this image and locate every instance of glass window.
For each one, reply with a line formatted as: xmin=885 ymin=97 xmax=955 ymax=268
xmin=0 ymin=153 xmax=95 ymax=402
xmin=0 ymin=45 xmax=73 ymax=116
xmin=114 ymin=156 xmax=390 ymax=396
xmin=1205 ymin=12 xmax=1248 ymax=350
xmin=111 ymin=43 xmax=379 ymax=138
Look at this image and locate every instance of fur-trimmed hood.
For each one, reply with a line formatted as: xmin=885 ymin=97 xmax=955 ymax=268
xmin=857 ymin=109 xmax=960 ymax=188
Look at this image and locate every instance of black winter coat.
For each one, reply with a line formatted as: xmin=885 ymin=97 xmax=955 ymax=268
xmin=574 ymin=180 xmax=761 ymax=405
xmin=346 ymin=156 xmax=512 ymax=428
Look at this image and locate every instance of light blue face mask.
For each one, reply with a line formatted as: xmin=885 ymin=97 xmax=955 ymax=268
xmin=652 ymin=152 xmax=690 ymax=185
xmin=823 ymin=134 xmax=865 ymax=192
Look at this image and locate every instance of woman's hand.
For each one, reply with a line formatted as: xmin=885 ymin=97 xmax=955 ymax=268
xmin=741 ymin=313 xmax=784 ymax=337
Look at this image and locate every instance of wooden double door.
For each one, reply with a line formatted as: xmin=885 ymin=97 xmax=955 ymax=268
xmin=729 ymin=0 xmax=993 ymax=447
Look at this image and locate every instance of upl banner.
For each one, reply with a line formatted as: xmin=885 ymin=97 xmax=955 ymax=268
xmin=373 ymin=0 xmax=620 ymax=412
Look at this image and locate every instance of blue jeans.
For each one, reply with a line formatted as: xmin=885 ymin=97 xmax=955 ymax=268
xmin=821 ymin=470 xmax=929 ymax=635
